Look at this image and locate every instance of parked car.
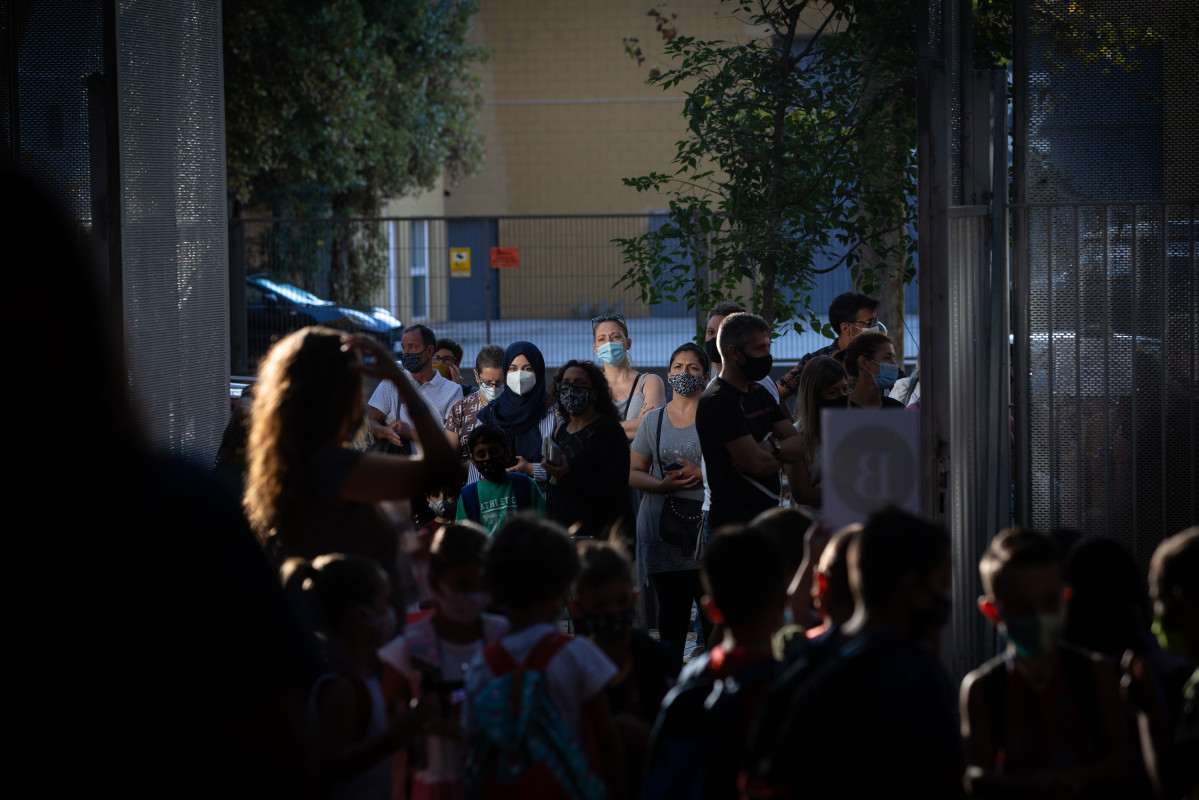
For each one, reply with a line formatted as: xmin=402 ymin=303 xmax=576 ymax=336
xmin=246 ymin=274 xmax=403 ymax=363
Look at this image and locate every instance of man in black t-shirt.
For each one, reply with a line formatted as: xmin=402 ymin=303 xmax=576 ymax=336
xmin=696 ymin=313 xmax=806 ymax=531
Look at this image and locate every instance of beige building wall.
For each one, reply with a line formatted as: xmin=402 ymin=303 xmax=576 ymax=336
xmin=443 ymin=1 xmax=758 ymax=317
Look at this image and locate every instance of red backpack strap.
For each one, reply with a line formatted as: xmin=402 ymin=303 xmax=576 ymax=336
xmin=523 ymin=632 xmax=574 ymax=673
xmin=483 ymin=641 xmax=518 ymax=676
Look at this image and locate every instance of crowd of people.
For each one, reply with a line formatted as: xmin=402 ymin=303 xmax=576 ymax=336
xmin=22 ymin=171 xmax=1195 ymax=800
xmin=209 ymin=289 xmax=1195 ymax=800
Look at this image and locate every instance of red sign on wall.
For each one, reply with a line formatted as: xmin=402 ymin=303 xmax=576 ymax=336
xmin=490 ymin=247 xmax=519 ymax=269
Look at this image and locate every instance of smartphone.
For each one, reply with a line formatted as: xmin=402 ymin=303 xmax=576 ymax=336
xmin=663 ymin=461 xmax=684 ymax=472
xmin=543 ymin=436 xmax=564 ymax=466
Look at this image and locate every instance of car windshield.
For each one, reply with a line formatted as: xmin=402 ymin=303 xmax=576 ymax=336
xmin=254 ymin=277 xmax=332 ymax=306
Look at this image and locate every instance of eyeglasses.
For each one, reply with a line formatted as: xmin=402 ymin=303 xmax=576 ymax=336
xmin=431 ymin=354 xmax=456 ymax=364
xmin=851 ymin=318 xmax=879 ymax=328
xmin=591 ymin=312 xmax=625 ymax=327
xmin=478 ymin=380 xmax=503 ymax=389
xmin=557 ymin=381 xmax=593 ymax=390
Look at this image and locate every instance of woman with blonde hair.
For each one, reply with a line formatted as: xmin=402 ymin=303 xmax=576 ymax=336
xmin=245 ymin=328 xmax=459 ymax=605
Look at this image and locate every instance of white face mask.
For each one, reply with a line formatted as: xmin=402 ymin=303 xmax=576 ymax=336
xmin=479 ymin=383 xmax=501 ymax=402
xmin=506 ymin=370 xmax=536 ymax=396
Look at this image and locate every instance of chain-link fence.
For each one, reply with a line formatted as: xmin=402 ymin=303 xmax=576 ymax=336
xmin=230 ymin=214 xmax=922 ymax=374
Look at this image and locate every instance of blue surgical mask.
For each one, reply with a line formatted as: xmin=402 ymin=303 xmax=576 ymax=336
xmin=596 ymin=342 xmax=626 ymax=366
xmin=872 ymin=361 xmax=899 ymax=391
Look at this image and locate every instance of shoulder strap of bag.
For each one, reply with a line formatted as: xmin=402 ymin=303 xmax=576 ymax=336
xmin=653 ymin=406 xmax=666 ymax=477
xmin=620 ymin=372 xmax=645 ymax=420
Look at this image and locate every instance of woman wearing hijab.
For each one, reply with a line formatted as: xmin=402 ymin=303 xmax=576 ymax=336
xmin=474 ymin=341 xmax=559 ymax=492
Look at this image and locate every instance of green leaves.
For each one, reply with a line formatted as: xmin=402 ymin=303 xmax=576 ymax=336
xmin=617 ymin=0 xmax=918 ymax=333
xmin=224 ymin=0 xmax=488 ymax=214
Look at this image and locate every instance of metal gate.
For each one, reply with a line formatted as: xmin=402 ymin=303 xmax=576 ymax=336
xmin=918 ymin=0 xmax=1011 ymax=679
xmin=1012 ymin=0 xmax=1198 ymax=571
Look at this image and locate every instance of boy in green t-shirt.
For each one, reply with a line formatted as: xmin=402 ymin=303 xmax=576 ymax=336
xmin=456 ymin=425 xmax=545 ymax=534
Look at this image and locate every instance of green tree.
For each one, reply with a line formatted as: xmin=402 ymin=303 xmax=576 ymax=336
xmin=224 ymin=0 xmax=487 ymax=302
xmin=617 ymin=0 xmax=917 ymax=336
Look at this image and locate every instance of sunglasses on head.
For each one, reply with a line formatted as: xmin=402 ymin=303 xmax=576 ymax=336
xmin=591 ymin=312 xmax=626 ymax=327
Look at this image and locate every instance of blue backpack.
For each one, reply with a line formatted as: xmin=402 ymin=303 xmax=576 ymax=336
xmin=466 ymin=632 xmax=606 ymax=800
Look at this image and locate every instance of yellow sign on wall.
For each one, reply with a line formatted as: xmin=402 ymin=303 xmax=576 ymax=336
xmin=450 ymin=247 xmax=471 ymax=277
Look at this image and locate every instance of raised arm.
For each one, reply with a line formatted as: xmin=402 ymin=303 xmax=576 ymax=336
xmin=339 ymin=336 xmax=461 ymax=500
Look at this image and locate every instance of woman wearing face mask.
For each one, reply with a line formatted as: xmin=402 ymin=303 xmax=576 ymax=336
xmin=592 ymin=313 xmax=666 ymax=442
xmin=792 ymin=356 xmax=851 ymax=511
xmin=543 ymin=359 xmax=635 ymax=541
xmin=473 ymin=341 xmax=558 ymax=490
xmin=842 ymin=332 xmax=905 ymax=409
xmin=628 ymin=343 xmax=711 ymax=669
xmin=444 ymin=344 xmax=505 ymax=470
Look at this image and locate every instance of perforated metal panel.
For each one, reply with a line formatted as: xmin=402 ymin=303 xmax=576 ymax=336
xmin=1015 ymin=0 xmax=1198 ymax=567
xmin=4 ymin=1 xmax=103 ymax=222
xmin=116 ymin=0 xmax=229 ymax=463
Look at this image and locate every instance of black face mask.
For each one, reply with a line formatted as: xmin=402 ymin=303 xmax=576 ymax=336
xmin=818 ymin=395 xmax=849 ymax=409
xmin=704 ymin=337 xmax=721 ymax=367
xmin=740 ymin=352 xmax=773 ymax=382
xmin=573 ymin=608 xmax=635 ymax=643
xmin=474 ymin=457 xmax=509 ymax=482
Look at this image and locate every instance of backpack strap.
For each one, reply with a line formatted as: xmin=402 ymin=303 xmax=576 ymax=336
xmin=462 ymin=482 xmax=482 ymax=523
xmin=482 ymin=640 xmax=518 ymax=676
xmin=512 ymin=472 xmax=533 ymax=510
xmin=524 ymin=632 xmax=574 ymax=673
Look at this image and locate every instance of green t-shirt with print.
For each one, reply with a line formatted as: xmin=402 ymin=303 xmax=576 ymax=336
xmin=455 ymin=474 xmax=546 ymax=534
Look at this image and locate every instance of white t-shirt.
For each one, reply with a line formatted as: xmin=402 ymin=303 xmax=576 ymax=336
xmin=368 ymin=372 xmax=462 ymax=454
xmin=463 ymin=622 xmax=616 ymax=743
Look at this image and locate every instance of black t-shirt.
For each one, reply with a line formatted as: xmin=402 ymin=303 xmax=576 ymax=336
xmin=549 ymin=414 xmax=634 ymax=539
xmin=696 ymin=377 xmax=785 ymax=525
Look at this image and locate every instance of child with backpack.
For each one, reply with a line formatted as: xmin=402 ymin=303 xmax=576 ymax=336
xmin=283 ymin=554 xmax=433 ymax=800
xmin=570 ymin=541 xmax=674 ymax=797
xmin=643 ymin=526 xmax=787 ymax=800
xmin=960 ymin=526 xmax=1131 ymax=797
xmin=463 ymin=514 xmax=627 ymax=800
xmin=456 ymin=425 xmax=545 ymax=535
xmin=377 ymin=523 xmax=508 ymax=800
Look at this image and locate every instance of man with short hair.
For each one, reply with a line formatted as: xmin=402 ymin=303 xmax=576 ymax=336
xmin=697 ymin=313 xmax=805 ymax=530
xmin=368 ymin=324 xmax=462 ymax=454
xmin=777 ymin=291 xmax=885 ymax=400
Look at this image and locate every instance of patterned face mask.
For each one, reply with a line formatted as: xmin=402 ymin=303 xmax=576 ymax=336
xmin=668 ymin=372 xmax=705 ymax=397
xmin=401 ymin=350 xmax=427 ymax=373
xmin=429 ymin=498 xmax=457 ymax=518
xmin=559 ymin=385 xmax=592 ymax=417
xmin=573 ymin=608 xmax=635 ymax=642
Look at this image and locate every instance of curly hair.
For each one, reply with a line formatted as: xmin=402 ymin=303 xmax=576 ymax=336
xmin=244 ymin=327 xmax=363 ymax=546
xmin=552 ymin=360 xmax=619 ymax=420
